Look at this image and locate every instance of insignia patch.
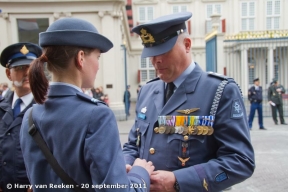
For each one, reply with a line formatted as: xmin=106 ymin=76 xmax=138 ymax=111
xmin=231 ymin=99 xmax=243 ymax=119
xmin=215 ymin=172 xmax=228 ymax=182
xmin=138 ymin=113 xmax=146 ymax=120
xmin=141 ymin=107 xmax=147 ymax=114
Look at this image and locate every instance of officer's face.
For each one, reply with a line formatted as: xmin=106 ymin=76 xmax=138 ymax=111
xmin=150 ymin=37 xmax=191 ymax=83
xmin=6 ymin=65 xmax=31 ymax=92
xmin=82 ymin=49 xmax=101 ymax=88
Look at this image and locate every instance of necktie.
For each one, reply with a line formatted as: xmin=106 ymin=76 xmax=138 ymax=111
xmin=165 ymin=82 xmax=175 ymax=104
xmin=13 ymin=98 xmax=22 ymax=119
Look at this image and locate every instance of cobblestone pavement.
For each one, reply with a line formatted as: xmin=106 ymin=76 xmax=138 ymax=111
xmin=117 ymin=103 xmax=288 ymax=192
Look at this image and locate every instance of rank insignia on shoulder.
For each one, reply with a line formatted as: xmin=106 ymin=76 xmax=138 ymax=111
xmin=76 ymin=92 xmax=106 ymax=106
xmin=208 ymin=71 xmax=228 ymax=80
xmin=231 ymin=99 xmax=243 ymax=119
xmin=176 ymin=108 xmax=199 ymax=114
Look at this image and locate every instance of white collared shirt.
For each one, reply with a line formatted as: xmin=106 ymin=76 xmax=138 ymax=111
xmin=12 ymin=92 xmax=33 ymax=111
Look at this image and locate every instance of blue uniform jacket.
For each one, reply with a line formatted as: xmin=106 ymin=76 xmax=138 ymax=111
xmin=20 ymin=84 xmax=150 ymax=192
xmin=0 ymin=92 xmax=32 ymax=192
xmin=248 ymin=86 xmax=263 ymax=103
xmin=123 ymin=64 xmax=255 ymax=192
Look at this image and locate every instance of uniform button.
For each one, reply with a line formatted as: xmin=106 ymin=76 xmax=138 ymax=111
xmin=7 ymin=132 xmax=11 ymax=135
xmin=184 ymin=135 xmax=189 ymax=141
xmin=149 ymin=148 xmax=155 ymax=155
xmin=3 ymin=162 xmax=6 ymax=165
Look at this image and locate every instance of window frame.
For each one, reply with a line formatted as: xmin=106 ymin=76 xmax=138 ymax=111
xmin=139 ymin=57 xmax=156 ymax=83
xmin=266 ymin=0 xmax=281 ymax=30
xmin=240 ymin=1 xmax=256 ymax=31
xmin=138 ymin=6 xmax=154 ymax=24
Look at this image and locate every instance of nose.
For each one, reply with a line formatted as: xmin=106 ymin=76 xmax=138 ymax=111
xmin=151 ymin=55 xmax=162 ymax=64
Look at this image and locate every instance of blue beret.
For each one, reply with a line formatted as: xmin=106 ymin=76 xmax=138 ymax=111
xmin=132 ymin=12 xmax=192 ymax=58
xmin=39 ymin=18 xmax=113 ymax=53
xmin=0 ymin=42 xmax=42 ymax=68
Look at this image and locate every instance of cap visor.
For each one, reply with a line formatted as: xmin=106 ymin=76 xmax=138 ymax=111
xmin=9 ymin=59 xmax=33 ymax=68
xmin=141 ymin=35 xmax=178 ymax=58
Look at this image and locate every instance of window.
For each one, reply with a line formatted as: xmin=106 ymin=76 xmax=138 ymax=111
xmin=140 ymin=58 xmax=155 ymax=82
xmin=172 ymin=5 xmax=187 ymax=13
xmin=206 ymin=4 xmax=221 ymax=33
xmin=241 ymin=2 xmax=255 ymax=31
xmin=138 ymin=6 xmax=154 ymax=23
xmin=17 ymin=18 xmax=49 ymax=44
xmin=266 ymin=0 xmax=280 ymax=29
xmin=248 ymin=65 xmax=255 ymax=85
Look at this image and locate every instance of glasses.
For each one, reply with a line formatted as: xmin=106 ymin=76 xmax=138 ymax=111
xmin=10 ymin=65 xmax=29 ymax=71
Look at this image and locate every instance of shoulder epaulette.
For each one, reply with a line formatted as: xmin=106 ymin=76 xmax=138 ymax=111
xmin=76 ymin=92 xmax=107 ymax=106
xmin=207 ymin=71 xmax=228 ymax=80
xmin=147 ymin=77 xmax=160 ymax=84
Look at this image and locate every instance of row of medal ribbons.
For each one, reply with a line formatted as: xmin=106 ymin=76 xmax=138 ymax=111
xmin=155 ymin=115 xmax=215 ymax=136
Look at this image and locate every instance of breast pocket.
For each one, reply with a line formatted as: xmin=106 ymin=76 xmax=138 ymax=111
xmin=166 ymin=134 xmax=205 ymax=169
xmin=135 ymin=119 xmax=149 ymax=158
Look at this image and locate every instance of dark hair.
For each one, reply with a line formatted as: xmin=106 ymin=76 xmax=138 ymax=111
xmin=29 ymin=45 xmax=94 ymax=104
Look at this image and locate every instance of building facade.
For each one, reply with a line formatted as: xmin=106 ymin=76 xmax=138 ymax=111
xmin=0 ymin=0 xmax=287 ymax=118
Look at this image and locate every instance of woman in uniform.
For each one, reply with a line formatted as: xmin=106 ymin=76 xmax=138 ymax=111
xmin=19 ymin=17 xmax=154 ymax=192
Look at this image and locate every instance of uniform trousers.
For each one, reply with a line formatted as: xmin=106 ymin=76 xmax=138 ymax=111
xmin=248 ymin=102 xmax=263 ymax=128
xmin=271 ymin=104 xmax=285 ymax=124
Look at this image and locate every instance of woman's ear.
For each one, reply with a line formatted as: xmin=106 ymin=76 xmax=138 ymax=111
xmin=75 ymin=50 xmax=85 ymax=69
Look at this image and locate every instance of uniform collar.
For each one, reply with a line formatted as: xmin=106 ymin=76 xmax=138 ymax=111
xmin=48 ymin=82 xmax=82 ymax=97
xmin=12 ymin=92 xmax=33 ymax=110
xmin=165 ymin=61 xmax=195 ymax=89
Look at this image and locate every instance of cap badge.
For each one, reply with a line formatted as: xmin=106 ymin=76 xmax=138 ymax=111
xmin=140 ymin=28 xmax=155 ymax=44
xmin=20 ymin=45 xmax=29 ymax=55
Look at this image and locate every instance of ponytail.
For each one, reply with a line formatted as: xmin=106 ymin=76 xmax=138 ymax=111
xmin=28 ymin=54 xmax=49 ymax=104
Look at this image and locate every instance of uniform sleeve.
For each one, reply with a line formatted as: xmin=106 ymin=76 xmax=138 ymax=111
xmin=84 ymin=106 xmax=150 ymax=192
xmin=247 ymin=87 xmax=252 ymax=101
xmin=122 ymin=122 xmax=139 ymax=165
xmin=173 ymin=82 xmax=255 ymax=192
xmin=267 ymin=87 xmax=272 ymax=101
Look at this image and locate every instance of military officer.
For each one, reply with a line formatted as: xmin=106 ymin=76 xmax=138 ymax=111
xmin=248 ymin=78 xmax=266 ymax=130
xmin=19 ymin=17 xmax=154 ymax=192
xmin=123 ymin=12 xmax=255 ymax=192
xmin=268 ymin=78 xmax=287 ymax=125
xmin=0 ymin=42 xmax=42 ymax=192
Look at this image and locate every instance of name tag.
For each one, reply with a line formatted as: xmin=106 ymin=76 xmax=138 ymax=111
xmin=138 ymin=113 xmax=146 ymax=120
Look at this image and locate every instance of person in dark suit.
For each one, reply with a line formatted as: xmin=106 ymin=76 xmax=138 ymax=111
xmin=248 ymin=78 xmax=266 ymax=130
xmin=19 ymin=17 xmax=154 ymax=192
xmin=123 ymin=12 xmax=255 ymax=192
xmin=268 ymin=78 xmax=287 ymax=125
xmin=124 ymin=85 xmax=131 ymax=116
xmin=0 ymin=42 xmax=42 ymax=192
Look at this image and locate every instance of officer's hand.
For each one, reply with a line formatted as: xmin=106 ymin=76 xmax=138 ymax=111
xmin=126 ymin=164 xmax=132 ymax=173
xmin=133 ymin=158 xmax=154 ymax=176
xmin=27 ymin=188 xmax=33 ymax=192
xmin=150 ymin=170 xmax=176 ymax=192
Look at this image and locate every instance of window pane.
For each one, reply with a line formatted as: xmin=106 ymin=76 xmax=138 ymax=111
xmin=249 ymin=18 xmax=254 ymax=30
xmin=274 ymin=0 xmax=280 ymax=15
xmin=248 ymin=65 xmax=255 ymax=84
xmin=139 ymin=7 xmax=145 ymax=21
xmin=173 ymin=6 xmax=179 ymax=13
xmin=147 ymin=7 xmax=153 ymax=21
xmin=242 ymin=2 xmax=247 ymax=17
xmin=149 ymin=70 xmax=156 ymax=80
xmin=181 ymin=6 xmax=187 ymax=12
xmin=215 ymin=4 xmax=221 ymax=14
xmin=17 ymin=18 xmax=49 ymax=44
xmin=249 ymin=2 xmax=255 ymax=16
xmin=206 ymin=20 xmax=212 ymax=33
xmin=267 ymin=1 xmax=272 ymax=15
xmin=242 ymin=19 xmax=247 ymax=31
xmin=266 ymin=18 xmax=272 ymax=29
xmin=141 ymin=58 xmax=147 ymax=68
xmin=141 ymin=70 xmax=147 ymax=82
xmin=148 ymin=59 xmax=153 ymax=68
xmin=207 ymin=5 xmax=213 ymax=18
xmin=274 ymin=17 xmax=280 ymax=29
xmin=274 ymin=64 xmax=278 ymax=80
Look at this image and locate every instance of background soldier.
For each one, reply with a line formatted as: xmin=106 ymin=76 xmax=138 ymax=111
xmin=248 ymin=78 xmax=266 ymax=130
xmin=268 ymin=78 xmax=287 ymax=125
xmin=0 ymin=42 xmax=42 ymax=192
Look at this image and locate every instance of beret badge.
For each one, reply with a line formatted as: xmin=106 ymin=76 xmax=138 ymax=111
xmin=140 ymin=28 xmax=155 ymax=45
